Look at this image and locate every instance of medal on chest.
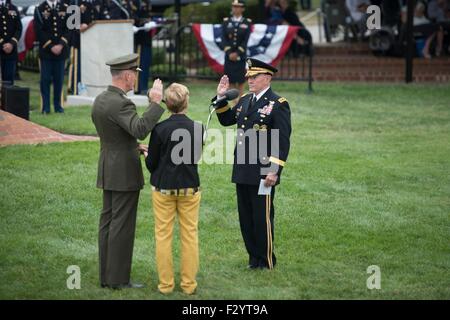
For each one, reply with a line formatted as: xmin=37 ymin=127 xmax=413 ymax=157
xmin=236 ymin=106 xmax=242 ymax=117
xmin=258 ymin=101 xmax=274 ymax=116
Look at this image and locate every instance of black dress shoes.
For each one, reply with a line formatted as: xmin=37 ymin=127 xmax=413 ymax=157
xmin=247 ymin=256 xmax=259 ymax=269
xmin=110 ymin=282 xmax=146 ymax=290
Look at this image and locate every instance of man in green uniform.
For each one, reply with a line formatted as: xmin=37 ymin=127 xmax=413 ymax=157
xmin=91 ymin=53 xmax=164 ymax=289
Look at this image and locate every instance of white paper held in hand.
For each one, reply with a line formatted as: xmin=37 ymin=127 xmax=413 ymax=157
xmin=258 ymin=179 xmax=272 ymax=195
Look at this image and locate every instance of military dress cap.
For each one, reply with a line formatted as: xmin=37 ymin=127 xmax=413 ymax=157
xmin=231 ymin=0 xmax=245 ymax=7
xmin=105 ymin=53 xmax=142 ymax=71
xmin=245 ymin=58 xmax=278 ymax=77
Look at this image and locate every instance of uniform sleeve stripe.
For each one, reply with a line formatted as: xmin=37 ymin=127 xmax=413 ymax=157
xmin=42 ymin=40 xmax=52 ymax=48
xmin=269 ymin=156 xmax=285 ymax=167
xmin=215 ymin=105 xmax=230 ymax=114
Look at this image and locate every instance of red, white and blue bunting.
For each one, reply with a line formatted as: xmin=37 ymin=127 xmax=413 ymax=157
xmin=192 ymin=23 xmax=299 ymax=74
xmin=18 ymin=16 xmax=35 ymax=62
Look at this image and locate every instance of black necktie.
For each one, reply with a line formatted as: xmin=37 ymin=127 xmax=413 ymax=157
xmin=250 ymin=96 xmax=257 ymax=109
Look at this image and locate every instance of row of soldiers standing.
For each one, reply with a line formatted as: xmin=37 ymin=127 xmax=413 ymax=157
xmin=32 ymin=0 xmax=153 ymax=113
xmin=0 ymin=0 xmax=22 ymax=86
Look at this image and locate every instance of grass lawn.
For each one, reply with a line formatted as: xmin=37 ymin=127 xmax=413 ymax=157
xmin=0 ymin=71 xmax=449 ymax=299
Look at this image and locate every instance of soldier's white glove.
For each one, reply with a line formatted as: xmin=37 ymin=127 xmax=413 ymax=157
xmin=143 ymin=21 xmax=157 ymax=31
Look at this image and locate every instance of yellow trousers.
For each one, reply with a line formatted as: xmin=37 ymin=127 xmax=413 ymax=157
xmin=152 ymin=190 xmax=201 ymax=294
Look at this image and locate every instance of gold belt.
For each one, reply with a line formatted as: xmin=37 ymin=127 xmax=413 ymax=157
xmin=152 ymin=186 xmax=200 ymax=196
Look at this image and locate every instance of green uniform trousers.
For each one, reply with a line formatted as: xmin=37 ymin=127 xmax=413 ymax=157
xmin=99 ymin=190 xmax=140 ymax=286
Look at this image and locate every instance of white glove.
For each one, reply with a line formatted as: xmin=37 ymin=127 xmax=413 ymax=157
xmin=133 ymin=26 xmax=139 ymax=34
xmin=143 ymin=21 xmax=157 ymax=31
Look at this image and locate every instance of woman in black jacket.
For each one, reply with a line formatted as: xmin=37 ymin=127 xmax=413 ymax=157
xmin=145 ymin=83 xmax=203 ymax=295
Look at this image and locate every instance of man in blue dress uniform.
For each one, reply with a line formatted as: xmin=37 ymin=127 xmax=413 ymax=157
xmin=34 ymin=0 xmax=71 ymax=113
xmin=222 ymin=0 xmax=251 ymax=98
xmin=0 ymin=0 xmax=22 ymax=85
xmin=133 ymin=0 xmax=153 ymax=95
xmin=212 ymin=58 xmax=292 ymax=270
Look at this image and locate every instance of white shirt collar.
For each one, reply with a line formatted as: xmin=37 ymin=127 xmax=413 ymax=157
xmin=232 ymin=15 xmax=243 ymax=22
xmin=253 ymin=86 xmax=271 ymax=102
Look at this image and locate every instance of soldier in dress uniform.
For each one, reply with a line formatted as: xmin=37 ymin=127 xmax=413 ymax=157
xmin=133 ymin=0 xmax=152 ymax=95
xmin=222 ymin=0 xmax=251 ymax=99
xmin=91 ymin=53 xmax=164 ymax=289
xmin=0 ymin=0 xmax=22 ymax=85
xmin=34 ymin=0 xmax=71 ymax=113
xmin=102 ymin=0 xmax=153 ymax=94
xmin=212 ymin=58 xmax=291 ymax=270
xmin=105 ymin=0 xmax=131 ymax=19
xmin=67 ymin=0 xmax=107 ymax=95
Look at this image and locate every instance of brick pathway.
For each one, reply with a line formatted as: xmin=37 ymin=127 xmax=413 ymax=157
xmin=0 ymin=110 xmax=98 ymax=147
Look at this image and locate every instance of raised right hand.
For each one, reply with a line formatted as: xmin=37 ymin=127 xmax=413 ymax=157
xmin=148 ymin=78 xmax=163 ymax=104
xmin=217 ymin=75 xmax=229 ymax=97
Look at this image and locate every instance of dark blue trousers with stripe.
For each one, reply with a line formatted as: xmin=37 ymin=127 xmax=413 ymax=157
xmin=40 ymin=58 xmax=65 ymax=113
xmin=136 ymin=44 xmax=152 ymax=94
xmin=236 ymin=183 xmax=276 ymax=269
xmin=1 ymin=57 xmax=16 ymax=85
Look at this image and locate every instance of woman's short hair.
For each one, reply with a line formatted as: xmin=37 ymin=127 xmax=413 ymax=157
xmin=164 ymin=83 xmax=189 ymax=113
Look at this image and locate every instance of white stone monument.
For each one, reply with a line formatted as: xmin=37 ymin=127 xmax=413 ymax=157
xmin=66 ymin=20 xmax=148 ymax=106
